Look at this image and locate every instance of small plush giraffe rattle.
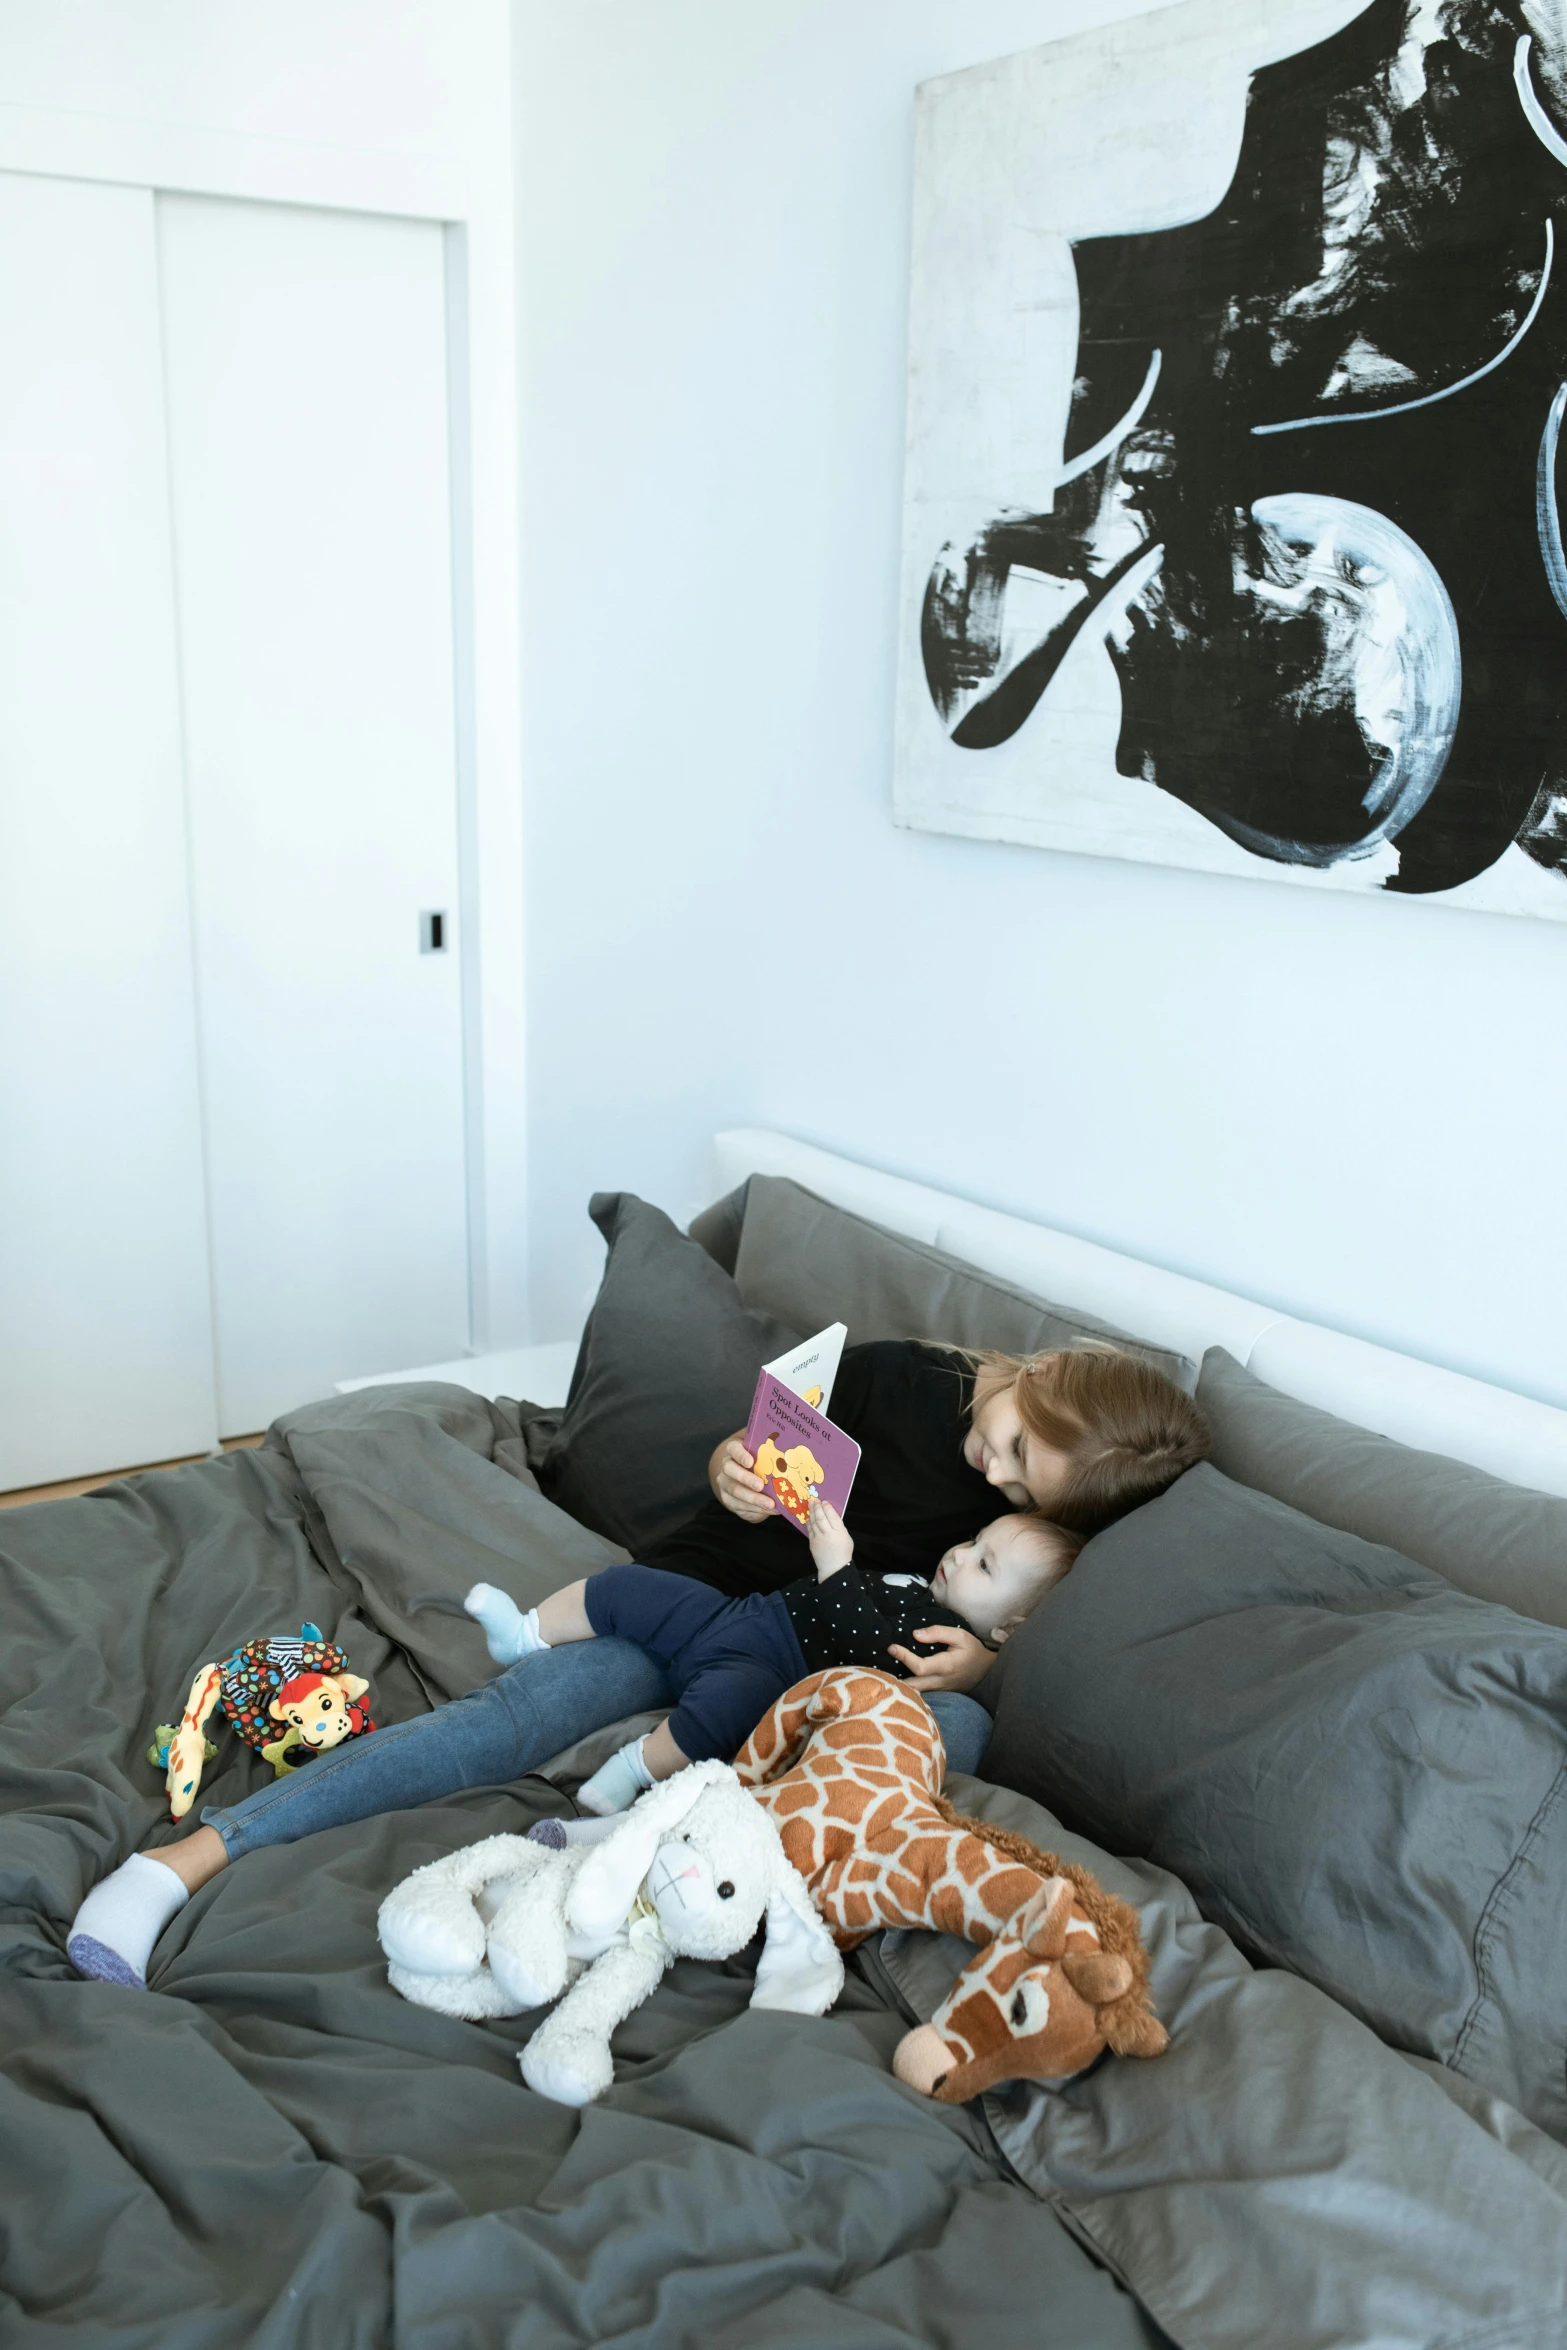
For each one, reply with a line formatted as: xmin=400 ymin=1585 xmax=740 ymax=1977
xmin=734 ymin=1667 xmax=1167 ymax=2102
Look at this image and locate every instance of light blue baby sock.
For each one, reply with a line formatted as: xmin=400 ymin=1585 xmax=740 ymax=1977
xmin=578 ymin=1737 xmax=655 ymax=1816
xmin=464 ymin=1583 xmax=547 ymax=1666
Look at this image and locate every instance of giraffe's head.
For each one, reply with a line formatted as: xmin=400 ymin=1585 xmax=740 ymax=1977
xmin=892 ymin=1875 xmax=1167 ymax=2102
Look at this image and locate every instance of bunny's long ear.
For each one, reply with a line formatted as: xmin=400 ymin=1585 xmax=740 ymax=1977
xmin=750 ymin=1860 xmax=843 ymax=2017
xmin=566 ymin=1760 xmax=735 ymax=1940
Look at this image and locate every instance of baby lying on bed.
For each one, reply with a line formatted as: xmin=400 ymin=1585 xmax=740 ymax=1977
xmin=464 ymin=1500 xmax=1080 ymax=1814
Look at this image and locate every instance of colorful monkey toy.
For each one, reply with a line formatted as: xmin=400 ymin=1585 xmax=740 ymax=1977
xmin=148 ymin=1623 xmax=375 ymax=1819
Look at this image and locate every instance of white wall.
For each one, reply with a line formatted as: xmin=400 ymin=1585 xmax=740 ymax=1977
xmin=512 ymin=0 xmax=1567 ymax=1414
xmin=0 ymin=0 xmax=530 ymax=1353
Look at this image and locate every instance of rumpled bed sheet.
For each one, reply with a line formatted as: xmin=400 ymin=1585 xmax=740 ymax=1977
xmin=2 ymin=1382 xmax=1563 ymax=2347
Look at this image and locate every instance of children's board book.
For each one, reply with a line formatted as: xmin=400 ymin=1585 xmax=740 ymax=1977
xmin=743 ymin=1323 xmax=859 ymax=1533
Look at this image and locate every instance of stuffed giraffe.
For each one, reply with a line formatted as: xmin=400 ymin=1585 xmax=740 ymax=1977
xmin=733 ymin=1666 xmax=1167 ymax=2102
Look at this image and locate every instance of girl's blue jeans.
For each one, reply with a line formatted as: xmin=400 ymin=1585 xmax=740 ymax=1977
xmin=201 ymin=1637 xmax=992 ymax=1860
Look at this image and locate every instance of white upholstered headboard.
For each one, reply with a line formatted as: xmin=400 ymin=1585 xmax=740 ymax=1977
xmin=713 ymin=1128 xmax=1567 ymax=1504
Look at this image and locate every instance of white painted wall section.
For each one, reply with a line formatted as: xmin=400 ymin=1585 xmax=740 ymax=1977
xmin=514 ymin=0 xmax=1567 ymax=1415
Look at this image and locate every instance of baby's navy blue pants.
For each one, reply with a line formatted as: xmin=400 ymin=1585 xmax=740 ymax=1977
xmin=583 ymin=1563 xmax=811 ymax=1764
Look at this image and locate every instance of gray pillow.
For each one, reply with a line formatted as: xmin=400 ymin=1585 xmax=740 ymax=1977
xmin=685 ymin=1179 xmax=749 ymax=1277
xmin=983 ymin=1461 xmax=1567 ymax=2140
xmin=533 ymin=1192 xmax=799 ymax=1554
xmin=725 ymin=1174 xmax=1193 ymax=1390
xmin=1200 ymin=1346 xmax=1567 ymax=1631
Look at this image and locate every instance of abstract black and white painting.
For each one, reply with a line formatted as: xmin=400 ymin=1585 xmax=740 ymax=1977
xmin=894 ymin=0 xmax=1567 ymax=917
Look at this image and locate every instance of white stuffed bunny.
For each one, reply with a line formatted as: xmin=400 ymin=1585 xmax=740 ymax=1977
xmin=377 ymin=1761 xmax=845 ymax=2106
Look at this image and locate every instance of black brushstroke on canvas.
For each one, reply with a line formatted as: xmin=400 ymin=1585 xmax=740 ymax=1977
xmin=922 ymin=0 xmax=1567 ymax=894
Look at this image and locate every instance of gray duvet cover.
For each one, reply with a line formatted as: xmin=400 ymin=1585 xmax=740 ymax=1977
xmin=1 ymin=1385 xmax=1563 ymax=2347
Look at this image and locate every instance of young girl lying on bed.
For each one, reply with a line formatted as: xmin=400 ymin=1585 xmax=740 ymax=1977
xmin=463 ymin=1498 xmax=1081 ymax=1814
xmin=68 ymin=1341 xmax=1207 ymax=1988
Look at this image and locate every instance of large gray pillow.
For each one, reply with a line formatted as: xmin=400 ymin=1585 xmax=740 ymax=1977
xmin=709 ymin=1174 xmax=1193 ymax=1390
xmin=1200 ymin=1345 xmax=1567 ymax=1630
xmin=685 ymin=1178 xmax=749 ymax=1276
xmin=983 ymin=1462 xmax=1567 ymax=2140
xmin=532 ymin=1193 xmax=799 ymax=1554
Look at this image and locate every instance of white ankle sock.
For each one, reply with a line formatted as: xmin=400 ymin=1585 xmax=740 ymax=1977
xmin=578 ymin=1736 xmax=655 ymax=1817
xmin=464 ymin=1583 xmax=547 ymax=1666
xmin=68 ymin=1852 xmax=190 ymax=1988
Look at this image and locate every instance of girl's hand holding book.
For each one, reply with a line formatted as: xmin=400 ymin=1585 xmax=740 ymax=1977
xmin=708 ymin=1431 xmax=776 ymax=1522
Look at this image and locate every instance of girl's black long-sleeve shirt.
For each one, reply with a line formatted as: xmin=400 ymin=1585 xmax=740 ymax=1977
xmin=643 ymin=1340 xmax=999 ymax=1599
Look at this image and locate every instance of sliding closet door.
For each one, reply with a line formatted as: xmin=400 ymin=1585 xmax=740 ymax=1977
xmin=0 ymin=173 xmax=217 ymax=1489
xmin=157 ymin=196 xmax=471 ymax=1433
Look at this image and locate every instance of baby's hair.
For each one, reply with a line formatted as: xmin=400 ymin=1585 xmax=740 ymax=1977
xmin=997 ymin=1510 xmax=1083 ymax=1609
xmin=1005 ymin=1509 xmax=1083 ymax=1573
xmin=966 ymin=1344 xmax=1211 ymax=1536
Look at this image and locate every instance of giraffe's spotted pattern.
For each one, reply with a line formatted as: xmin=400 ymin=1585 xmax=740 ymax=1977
xmin=737 ymin=1669 xmax=1039 ymax=1952
xmin=734 ymin=1667 xmax=1168 ymax=2100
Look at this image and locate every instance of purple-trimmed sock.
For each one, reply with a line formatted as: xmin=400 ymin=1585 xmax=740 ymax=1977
xmin=67 ymin=1853 xmax=188 ymax=1987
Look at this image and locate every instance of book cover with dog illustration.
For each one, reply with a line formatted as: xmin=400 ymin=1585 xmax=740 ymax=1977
xmin=744 ymin=1323 xmax=859 ymax=1533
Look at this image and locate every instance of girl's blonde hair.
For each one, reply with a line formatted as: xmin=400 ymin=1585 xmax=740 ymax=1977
xmin=968 ymin=1344 xmax=1210 ymax=1536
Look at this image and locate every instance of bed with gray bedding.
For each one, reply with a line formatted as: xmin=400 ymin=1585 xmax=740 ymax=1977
xmin=3 ymin=1181 xmax=1565 ymax=2347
